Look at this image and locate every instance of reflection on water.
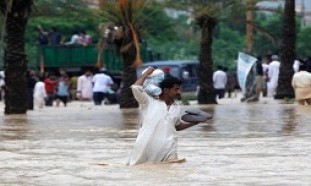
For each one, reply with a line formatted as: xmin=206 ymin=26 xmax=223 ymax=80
xmin=281 ymin=108 xmax=299 ymax=135
xmin=185 ymin=104 xmax=311 ymax=138
xmin=0 ymin=103 xmax=310 ymax=141
xmin=0 ymin=115 xmax=31 ymax=140
xmin=1 ymin=102 xmax=311 ymax=184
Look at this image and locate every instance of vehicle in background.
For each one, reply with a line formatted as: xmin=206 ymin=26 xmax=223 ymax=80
xmin=36 ymin=44 xmax=163 ymax=74
xmin=136 ymin=60 xmax=199 ymax=92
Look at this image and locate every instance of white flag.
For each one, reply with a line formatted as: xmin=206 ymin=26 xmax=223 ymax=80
xmin=237 ymin=52 xmax=257 ymax=93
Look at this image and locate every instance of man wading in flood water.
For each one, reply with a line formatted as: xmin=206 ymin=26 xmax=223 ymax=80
xmin=128 ymin=67 xmax=201 ymax=165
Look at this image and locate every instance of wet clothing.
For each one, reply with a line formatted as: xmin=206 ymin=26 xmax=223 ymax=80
xmin=292 ymin=71 xmax=311 ymax=103
xmin=44 ymin=78 xmax=58 ymax=106
xmin=92 ymin=73 xmax=113 ymax=105
xmin=77 ymin=75 xmax=93 ymax=100
xmin=128 ymin=85 xmax=182 ymax=165
xmin=33 ymin=81 xmax=47 ymax=109
xmin=267 ymin=60 xmax=280 ymax=97
xmin=56 ymin=79 xmax=69 ymax=106
xmin=27 ymin=75 xmax=38 ymax=110
xmin=256 ymin=60 xmax=263 ymax=76
xmin=213 ymin=70 xmax=227 ymax=99
xmin=255 ymin=60 xmax=264 ymax=99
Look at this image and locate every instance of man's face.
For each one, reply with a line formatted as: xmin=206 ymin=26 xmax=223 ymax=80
xmin=164 ymin=84 xmax=181 ymax=100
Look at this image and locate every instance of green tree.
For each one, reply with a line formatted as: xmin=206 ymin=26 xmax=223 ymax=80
xmin=164 ymin=0 xmax=239 ymax=104
xmin=297 ymin=27 xmax=311 ymax=58
xmin=253 ymin=13 xmax=282 ymax=55
xmin=0 ymin=0 xmax=33 ymax=114
xmin=98 ymin=0 xmax=153 ymax=108
xmin=26 ymin=0 xmax=95 ymax=68
xmin=275 ymin=0 xmax=296 ymax=99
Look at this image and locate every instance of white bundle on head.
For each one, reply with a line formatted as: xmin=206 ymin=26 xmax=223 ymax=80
xmin=142 ymin=68 xmax=165 ymax=97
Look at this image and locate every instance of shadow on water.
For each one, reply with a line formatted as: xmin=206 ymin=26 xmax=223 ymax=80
xmin=120 ymin=109 xmax=140 ymax=128
xmin=0 ymin=115 xmax=31 ymax=140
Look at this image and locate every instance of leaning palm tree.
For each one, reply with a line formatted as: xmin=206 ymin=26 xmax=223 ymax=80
xmin=97 ymin=0 xmax=151 ymax=108
xmin=0 ymin=0 xmax=33 ymax=114
xmin=275 ymin=0 xmax=296 ymax=99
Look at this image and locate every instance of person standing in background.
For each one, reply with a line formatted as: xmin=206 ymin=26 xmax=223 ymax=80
xmin=44 ymin=74 xmax=58 ymax=106
xmin=33 ymin=77 xmax=47 ymax=109
xmin=55 ymin=74 xmax=70 ymax=107
xmin=292 ymin=64 xmax=311 ymax=105
xmin=262 ymin=55 xmax=270 ymax=97
xmin=27 ymin=70 xmax=38 ymax=110
xmin=79 ymin=31 xmax=92 ymax=46
xmin=254 ymin=56 xmax=264 ymax=101
xmin=213 ymin=66 xmax=227 ymax=99
xmin=0 ymin=71 xmax=4 ymax=101
xmin=92 ymin=69 xmax=114 ymax=105
xmin=267 ymin=55 xmax=281 ymax=97
xmin=77 ymin=70 xmax=93 ymax=101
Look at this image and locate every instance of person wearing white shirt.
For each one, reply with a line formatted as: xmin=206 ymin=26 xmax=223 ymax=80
xmin=128 ymin=67 xmax=200 ymax=165
xmin=267 ymin=55 xmax=281 ymax=97
xmin=77 ymin=70 xmax=93 ymax=101
xmin=213 ymin=66 xmax=228 ymax=99
xmin=92 ymin=70 xmax=114 ymax=105
xmin=33 ymin=78 xmax=47 ymax=109
xmin=65 ymin=31 xmax=81 ymax=45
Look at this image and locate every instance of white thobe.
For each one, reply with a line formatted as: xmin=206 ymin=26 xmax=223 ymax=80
xmin=33 ymin=81 xmax=47 ymax=108
xmin=267 ymin=61 xmax=280 ymax=97
xmin=128 ymin=85 xmax=182 ymax=165
xmin=213 ymin=70 xmax=227 ymax=89
xmin=77 ymin=75 xmax=93 ymax=99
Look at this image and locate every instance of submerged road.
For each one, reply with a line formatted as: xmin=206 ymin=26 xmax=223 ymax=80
xmin=0 ymin=97 xmax=311 ymax=185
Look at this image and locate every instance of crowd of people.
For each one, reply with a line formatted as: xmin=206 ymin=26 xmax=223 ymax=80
xmin=211 ymin=54 xmax=311 ymax=105
xmin=22 ymin=68 xmax=119 ymax=110
xmin=37 ymin=25 xmax=93 ymax=46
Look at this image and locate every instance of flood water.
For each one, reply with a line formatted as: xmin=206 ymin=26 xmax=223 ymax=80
xmin=1 ymin=98 xmax=311 ymax=185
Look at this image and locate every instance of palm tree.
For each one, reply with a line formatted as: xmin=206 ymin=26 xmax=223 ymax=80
xmin=164 ymin=0 xmax=239 ymax=104
xmin=196 ymin=12 xmax=218 ymax=104
xmin=97 ymin=0 xmax=151 ymax=108
xmin=275 ymin=0 xmax=295 ymax=99
xmin=0 ymin=0 xmax=33 ymax=114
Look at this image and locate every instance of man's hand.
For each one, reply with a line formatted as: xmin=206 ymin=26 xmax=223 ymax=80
xmin=134 ymin=66 xmax=155 ymax=86
xmin=143 ymin=66 xmax=155 ymax=76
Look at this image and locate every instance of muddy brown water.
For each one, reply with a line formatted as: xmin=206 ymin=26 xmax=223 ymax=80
xmin=1 ymin=100 xmax=311 ymax=185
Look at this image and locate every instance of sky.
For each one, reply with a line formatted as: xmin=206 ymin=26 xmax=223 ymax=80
xmin=259 ymin=0 xmax=311 ymax=12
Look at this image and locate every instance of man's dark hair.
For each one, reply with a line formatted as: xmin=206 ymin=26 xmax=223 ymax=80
xmin=159 ymin=77 xmax=182 ymax=90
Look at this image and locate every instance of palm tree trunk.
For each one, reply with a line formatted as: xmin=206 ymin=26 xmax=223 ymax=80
xmin=197 ymin=16 xmax=218 ymax=104
xmin=246 ymin=0 xmax=255 ymax=55
xmin=119 ymin=46 xmax=139 ymax=108
xmin=4 ymin=8 xmax=29 ymax=114
xmin=275 ymin=0 xmax=295 ymax=99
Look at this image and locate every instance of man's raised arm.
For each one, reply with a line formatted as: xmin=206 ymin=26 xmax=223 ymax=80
xmin=134 ymin=67 xmax=155 ymax=86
